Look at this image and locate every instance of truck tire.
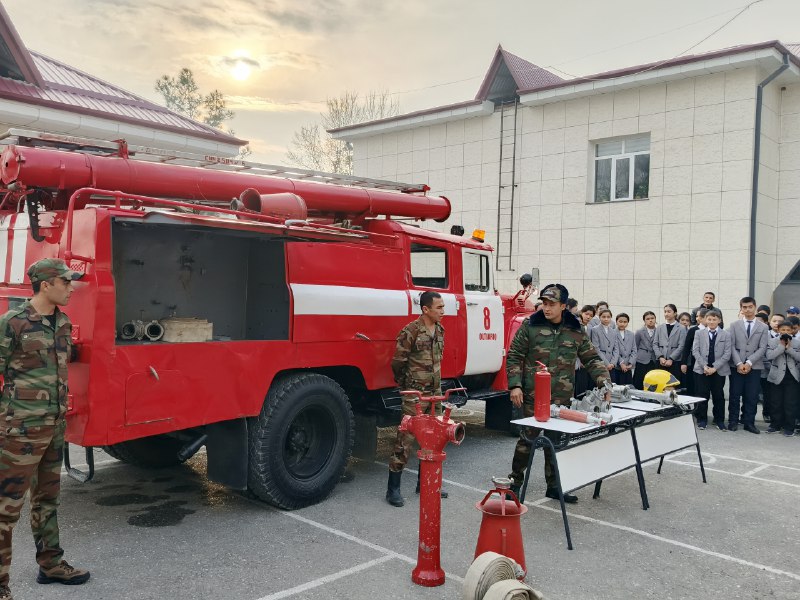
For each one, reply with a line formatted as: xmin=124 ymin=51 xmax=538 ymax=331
xmin=248 ymin=373 xmax=354 ymax=510
xmin=102 ymin=435 xmax=184 ymax=468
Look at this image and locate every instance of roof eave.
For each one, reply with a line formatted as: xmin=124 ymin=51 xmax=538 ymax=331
xmin=329 ymin=100 xmax=493 ymax=140
xmin=518 ymin=40 xmax=800 ymax=101
xmin=0 ymin=4 xmax=45 ymax=87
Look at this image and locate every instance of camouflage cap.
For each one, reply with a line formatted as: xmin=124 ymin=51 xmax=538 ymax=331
xmin=27 ymin=258 xmax=83 ymax=283
xmin=539 ymin=283 xmax=568 ymax=304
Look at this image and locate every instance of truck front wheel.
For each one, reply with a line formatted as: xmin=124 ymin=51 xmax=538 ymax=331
xmin=248 ymin=373 xmax=354 ymax=509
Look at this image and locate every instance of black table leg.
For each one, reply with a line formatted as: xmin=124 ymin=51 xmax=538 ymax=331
xmin=657 ymin=456 xmax=665 ymax=474
xmin=695 ymin=443 xmax=707 ymax=483
xmin=539 ymin=435 xmax=573 ymax=550
xmin=629 ymin=427 xmax=650 ymax=510
xmin=593 ymin=481 xmax=602 ymax=499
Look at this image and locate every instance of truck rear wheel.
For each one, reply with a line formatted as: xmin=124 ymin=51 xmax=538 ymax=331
xmin=103 ymin=435 xmax=184 ymax=468
xmin=248 ymin=373 xmax=354 ymax=510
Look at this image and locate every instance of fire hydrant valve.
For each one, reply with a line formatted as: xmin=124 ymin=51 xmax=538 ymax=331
xmin=399 ymin=389 xmax=466 ymax=587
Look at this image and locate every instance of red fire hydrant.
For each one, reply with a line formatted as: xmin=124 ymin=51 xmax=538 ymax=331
xmin=398 ymin=388 xmax=466 ymax=587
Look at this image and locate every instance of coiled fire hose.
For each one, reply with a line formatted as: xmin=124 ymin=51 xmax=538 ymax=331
xmin=463 ymin=552 xmax=544 ymax=600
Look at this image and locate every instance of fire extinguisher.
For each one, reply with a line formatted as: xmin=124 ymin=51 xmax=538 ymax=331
xmin=534 ymin=361 xmax=551 ymax=422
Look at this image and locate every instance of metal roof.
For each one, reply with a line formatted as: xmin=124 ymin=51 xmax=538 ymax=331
xmin=0 ymin=4 xmax=245 ymax=146
xmin=475 ymin=46 xmax=563 ymax=101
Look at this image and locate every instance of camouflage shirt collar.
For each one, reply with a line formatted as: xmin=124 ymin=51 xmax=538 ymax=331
xmin=21 ymin=300 xmax=64 ymax=326
xmin=530 ymin=308 xmax=581 ymax=331
xmin=414 ymin=316 xmax=445 ymax=335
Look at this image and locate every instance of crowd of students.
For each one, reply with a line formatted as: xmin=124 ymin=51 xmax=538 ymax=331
xmin=562 ymin=293 xmax=800 ymax=437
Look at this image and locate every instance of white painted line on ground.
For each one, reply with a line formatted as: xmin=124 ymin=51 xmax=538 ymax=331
xmin=663 ymin=460 xmax=800 ymax=489
xmin=266 ymin=505 xmax=464 ymax=584
xmin=372 ymin=459 xmax=800 ymax=583
xmin=677 ymin=449 xmax=800 ymax=472
xmin=534 ymin=502 xmax=800 ymax=582
xmin=741 ymin=464 xmax=771 ymax=477
xmin=255 ymin=555 xmax=396 ymax=600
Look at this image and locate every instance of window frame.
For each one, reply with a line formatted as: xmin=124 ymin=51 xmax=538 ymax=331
xmin=463 ymin=251 xmax=492 ymax=293
xmin=409 ymin=241 xmax=449 ymax=290
xmin=591 ymin=134 xmax=650 ymax=204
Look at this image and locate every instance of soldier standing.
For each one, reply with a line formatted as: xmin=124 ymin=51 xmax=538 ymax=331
xmin=0 ymin=259 xmax=90 ymax=600
xmin=507 ymin=284 xmax=610 ymax=503
xmin=385 ymin=291 xmax=446 ymax=507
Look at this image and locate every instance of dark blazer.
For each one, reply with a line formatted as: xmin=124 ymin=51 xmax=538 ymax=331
xmin=681 ymin=325 xmax=701 ymax=368
xmin=692 ymin=328 xmax=732 ymax=376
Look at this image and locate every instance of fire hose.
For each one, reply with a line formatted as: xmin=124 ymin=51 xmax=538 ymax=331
xmin=551 ymin=405 xmax=613 ymax=425
xmin=463 ymin=552 xmax=544 ymax=600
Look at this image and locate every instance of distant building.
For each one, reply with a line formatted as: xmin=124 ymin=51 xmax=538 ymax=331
xmin=332 ymin=43 xmax=800 ymax=322
xmin=0 ymin=5 xmax=244 ymax=156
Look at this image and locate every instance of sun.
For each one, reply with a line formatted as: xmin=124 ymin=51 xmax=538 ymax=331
xmin=230 ymin=60 xmax=252 ymax=81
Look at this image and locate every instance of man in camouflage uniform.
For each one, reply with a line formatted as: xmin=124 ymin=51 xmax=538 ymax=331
xmin=507 ymin=284 xmax=610 ymax=504
xmin=385 ymin=291 xmax=445 ymax=507
xmin=0 ymin=259 xmax=90 ymax=599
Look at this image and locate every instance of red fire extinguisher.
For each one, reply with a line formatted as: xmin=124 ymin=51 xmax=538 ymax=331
xmin=534 ymin=361 xmax=551 ymax=422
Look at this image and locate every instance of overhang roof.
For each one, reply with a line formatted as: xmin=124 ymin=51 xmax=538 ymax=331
xmin=331 ymin=40 xmax=800 ymax=139
xmin=475 ymin=45 xmax=563 ymax=101
xmin=0 ymin=4 xmax=245 ymax=147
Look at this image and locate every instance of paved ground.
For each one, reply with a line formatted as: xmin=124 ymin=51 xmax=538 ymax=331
xmin=6 ymin=402 xmax=800 ymax=600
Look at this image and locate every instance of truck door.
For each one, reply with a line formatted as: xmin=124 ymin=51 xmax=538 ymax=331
xmin=462 ymin=249 xmax=503 ymax=375
xmin=407 ymin=239 xmax=465 ymax=376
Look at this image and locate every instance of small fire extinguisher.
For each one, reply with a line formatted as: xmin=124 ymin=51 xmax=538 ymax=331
xmin=534 ymin=361 xmax=551 ymax=422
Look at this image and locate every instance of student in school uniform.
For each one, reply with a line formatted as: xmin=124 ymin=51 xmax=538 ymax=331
xmin=727 ymin=296 xmax=769 ymax=433
xmin=681 ymin=308 xmax=707 ymax=397
xmin=589 ymin=308 xmax=617 ymax=377
xmin=654 ymin=304 xmax=687 ymax=385
xmin=692 ymin=309 xmax=731 ymax=431
xmin=613 ymin=313 xmax=636 ymax=385
xmin=588 ymin=301 xmax=609 ymax=330
xmin=633 ymin=311 xmax=658 ymax=390
xmin=574 ymin=305 xmax=596 ymax=397
xmin=678 ymin=312 xmax=692 ymax=329
xmin=764 ymin=321 xmax=800 ymax=436
xmin=756 ymin=312 xmax=771 ymax=421
xmin=762 ymin=313 xmax=786 ymax=424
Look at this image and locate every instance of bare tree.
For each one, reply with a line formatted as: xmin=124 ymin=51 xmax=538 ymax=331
xmin=287 ymin=91 xmax=400 ymax=174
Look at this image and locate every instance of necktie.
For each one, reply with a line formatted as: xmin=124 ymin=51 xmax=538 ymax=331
xmin=708 ymin=331 xmax=717 ymax=365
xmin=746 ymin=321 xmax=752 ymax=337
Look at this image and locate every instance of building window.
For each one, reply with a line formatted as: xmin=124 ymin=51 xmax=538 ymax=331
xmin=593 ymin=135 xmax=650 ymax=202
xmin=410 ymin=243 xmax=448 ymax=288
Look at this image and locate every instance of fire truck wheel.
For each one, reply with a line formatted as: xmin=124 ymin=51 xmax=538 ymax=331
xmin=103 ymin=435 xmax=185 ymax=468
xmin=248 ymin=373 xmax=354 ymax=510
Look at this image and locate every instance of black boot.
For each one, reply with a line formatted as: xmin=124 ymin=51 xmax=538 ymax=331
xmin=415 ymin=470 xmax=448 ymax=498
xmin=507 ymin=482 xmax=521 ymax=501
xmin=386 ymin=471 xmax=404 ymax=507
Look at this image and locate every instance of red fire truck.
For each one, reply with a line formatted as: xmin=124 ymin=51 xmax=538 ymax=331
xmin=0 ymin=130 xmax=532 ymax=509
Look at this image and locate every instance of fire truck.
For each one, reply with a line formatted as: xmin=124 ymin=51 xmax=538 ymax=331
xmin=0 ymin=130 xmax=533 ymax=509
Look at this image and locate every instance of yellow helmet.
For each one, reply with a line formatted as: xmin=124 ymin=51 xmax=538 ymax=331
xmin=643 ymin=369 xmax=680 ymax=393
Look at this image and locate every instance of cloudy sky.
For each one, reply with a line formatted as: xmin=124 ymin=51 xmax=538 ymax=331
xmin=6 ymin=0 xmax=800 ymax=164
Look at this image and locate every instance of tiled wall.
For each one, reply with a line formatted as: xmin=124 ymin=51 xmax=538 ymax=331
xmin=352 ymin=66 xmax=797 ymax=324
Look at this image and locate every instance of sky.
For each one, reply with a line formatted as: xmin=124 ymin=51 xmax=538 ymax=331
xmin=5 ymin=0 xmax=800 ymax=164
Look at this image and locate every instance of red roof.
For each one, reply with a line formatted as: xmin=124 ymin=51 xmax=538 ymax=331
xmin=0 ymin=5 xmax=244 ymax=146
xmin=475 ymin=46 xmax=563 ymax=100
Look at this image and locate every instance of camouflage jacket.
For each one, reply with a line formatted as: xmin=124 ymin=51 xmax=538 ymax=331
xmin=0 ymin=301 xmax=73 ymax=426
xmin=507 ymin=309 xmax=609 ymax=405
xmin=391 ymin=317 xmax=444 ymax=396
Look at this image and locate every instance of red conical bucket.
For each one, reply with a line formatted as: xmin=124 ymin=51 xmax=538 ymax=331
xmin=474 ymin=478 xmax=527 ymax=579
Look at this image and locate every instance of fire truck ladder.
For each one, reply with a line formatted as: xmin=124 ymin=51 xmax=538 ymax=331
xmin=495 ymin=100 xmax=518 ymax=272
xmin=0 ymin=128 xmax=429 ymax=194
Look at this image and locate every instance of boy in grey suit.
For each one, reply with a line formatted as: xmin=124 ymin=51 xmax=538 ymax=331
xmin=727 ymin=297 xmax=769 ymax=433
xmin=633 ymin=311 xmax=658 ymax=390
xmin=692 ymin=310 xmax=731 ymax=430
xmin=764 ymin=322 xmax=800 ymax=436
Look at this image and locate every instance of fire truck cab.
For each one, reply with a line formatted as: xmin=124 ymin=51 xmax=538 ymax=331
xmin=0 ymin=130 xmax=531 ymax=509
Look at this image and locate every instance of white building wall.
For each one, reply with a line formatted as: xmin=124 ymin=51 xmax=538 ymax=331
xmin=352 ymin=66 xmax=777 ymax=325
xmin=777 ymin=83 xmax=800 ymax=291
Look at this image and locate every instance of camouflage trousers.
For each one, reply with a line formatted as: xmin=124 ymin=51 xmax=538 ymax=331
xmin=0 ymin=419 xmax=65 ymax=586
xmin=509 ymin=396 xmax=570 ymax=489
xmin=389 ymin=398 xmax=442 ymax=473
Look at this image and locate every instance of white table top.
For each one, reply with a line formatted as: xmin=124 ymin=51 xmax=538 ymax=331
xmin=511 ymin=407 xmax=642 ymax=433
xmin=612 ymin=395 xmax=702 ymax=413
